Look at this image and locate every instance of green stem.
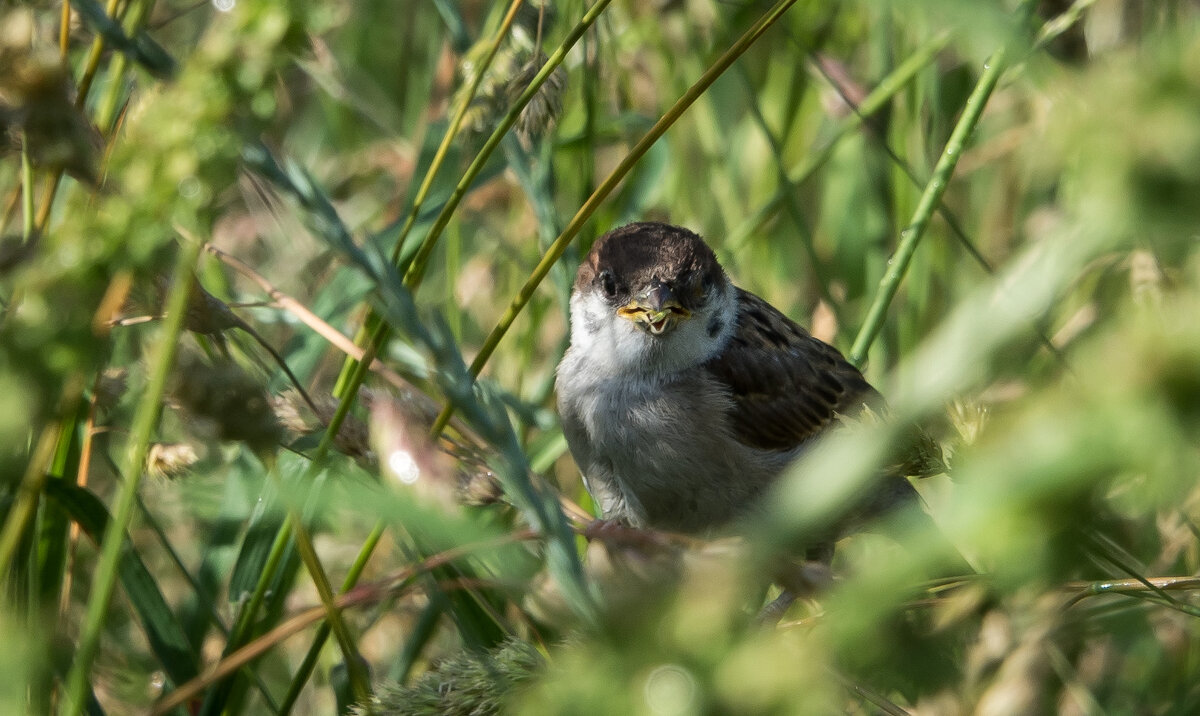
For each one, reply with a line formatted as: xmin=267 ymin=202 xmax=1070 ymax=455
xmin=74 ymin=0 xmax=126 ymax=103
xmin=227 ymin=514 xmax=296 ymax=653
xmin=0 ymin=425 xmax=61 ymax=578
xmin=401 ymin=0 xmax=616 ymax=292
xmin=725 ymin=32 xmax=950 ymax=251
xmin=431 ymin=0 xmax=802 ymax=435
xmin=216 ymin=325 xmax=380 ymax=707
xmin=277 ymin=522 xmax=386 ymax=714
xmin=334 ymin=0 xmax=597 ymax=404
xmin=20 ymin=139 xmax=33 ymax=241
xmin=390 ymin=0 xmax=524 ymax=266
xmin=201 ymin=511 xmax=296 ymax=713
xmin=332 ymin=0 xmax=525 ymax=398
xmin=94 ymin=0 xmax=155 ymax=132
xmin=95 ymin=50 xmax=130 ymax=135
xmin=263 ymin=459 xmax=372 ymax=707
xmin=218 ymin=334 xmax=375 ymax=707
xmin=736 ymin=65 xmax=837 ymax=312
xmin=133 ymin=492 xmax=283 ymax=710
xmin=61 ymin=238 xmax=202 ymax=716
xmin=847 ymin=15 xmax=1030 ymax=367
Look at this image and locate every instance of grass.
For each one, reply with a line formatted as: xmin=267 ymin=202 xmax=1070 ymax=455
xmin=3 ymin=0 xmax=1200 ymax=713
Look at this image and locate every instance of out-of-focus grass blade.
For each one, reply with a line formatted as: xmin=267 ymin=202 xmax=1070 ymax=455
xmin=371 ymin=269 xmax=595 ymax=620
xmin=227 ymin=494 xmax=292 ymax=606
xmin=528 ymin=429 xmax=568 ymax=475
xmin=615 ymin=137 xmax=669 ymax=225
xmin=247 ymin=135 xmax=591 ymax=688
xmin=69 ymin=0 xmax=177 ymax=79
xmin=241 ymin=143 xmax=378 ymax=278
xmin=51 ymin=650 xmax=107 ymax=716
xmin=287 ymin=170 xmax=594 ymax=618
xmin=431 ymin=0 xmax=472 ymax=52
xmin=38 ymin=413 xmax=80 ymax=611
xmin=44 ymin=481 xmax=199 ymax=689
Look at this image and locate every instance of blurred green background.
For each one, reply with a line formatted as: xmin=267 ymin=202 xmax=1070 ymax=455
xmin=2 ymin=0 xmax=1200 ymax=713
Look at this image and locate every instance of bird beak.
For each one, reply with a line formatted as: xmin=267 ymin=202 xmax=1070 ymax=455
xmin=616 ymin=282 xmax=691 ymax=335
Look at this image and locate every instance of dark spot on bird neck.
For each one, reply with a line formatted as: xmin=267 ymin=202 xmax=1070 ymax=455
xmin=706 ymin=317 xmax=723 ymax=338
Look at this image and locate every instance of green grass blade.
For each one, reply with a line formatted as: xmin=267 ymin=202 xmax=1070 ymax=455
xmin=401 ymin=0 xmax=618 ymax=292
xmin=848 ymin=3 xmax=1034 ymax=367
xmin=725 ymin=31 xmax=951 ymax=251
xmin=68 ymin=0 xmax=176 ymax=79
xmin=62 ymin=238 xmax=202 ymax=716
xmin=198 ymin=513 xmax=300 ymax=716
xmin=45 ymin=480 xmax=200 ymax=689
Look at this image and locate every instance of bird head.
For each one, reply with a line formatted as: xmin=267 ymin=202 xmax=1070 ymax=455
xmin=567 ymin=222 xmax=736 ymax=376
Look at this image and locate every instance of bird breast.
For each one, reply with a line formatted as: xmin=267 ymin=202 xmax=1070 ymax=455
xmin=556 ymin=361 xmax=791 ymax=533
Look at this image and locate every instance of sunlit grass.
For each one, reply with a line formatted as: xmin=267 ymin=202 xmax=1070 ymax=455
xmin=2 ymin=0 xmax=1200 ymax=714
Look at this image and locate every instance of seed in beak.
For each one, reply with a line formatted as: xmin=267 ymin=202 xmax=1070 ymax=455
xmin=617 ymin=305 xmax=688 ymax=335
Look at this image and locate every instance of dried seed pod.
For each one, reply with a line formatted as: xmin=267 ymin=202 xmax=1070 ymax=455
xmin=146 ymin=442 xmax=200 ymax=479
xmin=94 ymin=367 xmax=129 ymax=411
xmin=171 ymin=353 xmax=282 ymax=453
xmin=271 ymin=389 xmax=312 ymax=436
xmin=0 ymin=232 xmax=38 ymax=275
xmin=273 ymin=389 xmax=374 ymax=465
xmin=509 ymin=51 xmax=567 ymax=146
xmin=0 ymin=45 xmax=101 ymax=184
xmin=155 ymin=274 xmax=242 ymax=337
xmin=455 ymin=43 xmax=567 ymax=147
xmin=444 ymin=439 xmax=505 ymax=506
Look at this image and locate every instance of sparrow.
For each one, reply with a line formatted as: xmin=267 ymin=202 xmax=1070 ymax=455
xmin=556 ymin=222 xmax=930 ymax=543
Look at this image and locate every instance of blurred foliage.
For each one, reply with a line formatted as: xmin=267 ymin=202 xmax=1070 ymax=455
xmin=2 ymin=0 xmax=1200 ymax=714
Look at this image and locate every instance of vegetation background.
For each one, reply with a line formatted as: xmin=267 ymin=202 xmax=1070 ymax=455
xmin=2 ymin=0 xmax=1200 ymax=713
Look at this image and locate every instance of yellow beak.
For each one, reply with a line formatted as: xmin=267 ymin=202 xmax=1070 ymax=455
xmin=616 ymin=283 xmax=691 ymax=335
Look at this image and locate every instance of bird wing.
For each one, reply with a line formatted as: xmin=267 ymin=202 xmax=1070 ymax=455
xmin=701 ymin=288 xmax=880 ymax=452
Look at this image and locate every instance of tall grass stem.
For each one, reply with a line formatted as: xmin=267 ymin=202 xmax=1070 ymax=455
xmin=61 ymin=238 xmax=203 ymax=716
xmin=848 ymin=7 xmax=1032 ymax=367
xmin=431 ymin=0 xmax=803 ymax=436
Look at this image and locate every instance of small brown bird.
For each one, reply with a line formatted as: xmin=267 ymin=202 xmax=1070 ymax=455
xmin=556 ymin=222 xmax=932 ymax=548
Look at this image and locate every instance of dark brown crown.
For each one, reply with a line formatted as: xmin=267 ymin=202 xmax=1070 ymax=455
xmin=576 ymin=222 xmax=726 ymax=307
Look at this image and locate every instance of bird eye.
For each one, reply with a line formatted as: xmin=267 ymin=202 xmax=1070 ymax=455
xmin=599 ymin=269 xmax=617 ymax=298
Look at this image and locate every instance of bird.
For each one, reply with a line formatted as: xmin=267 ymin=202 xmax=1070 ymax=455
xmin=555 ymin=221 xmax=936 ymax=552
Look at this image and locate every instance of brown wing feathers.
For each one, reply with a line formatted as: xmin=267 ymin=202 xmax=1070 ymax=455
xmin=703 ymin=289 xmax=878 ymax=452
